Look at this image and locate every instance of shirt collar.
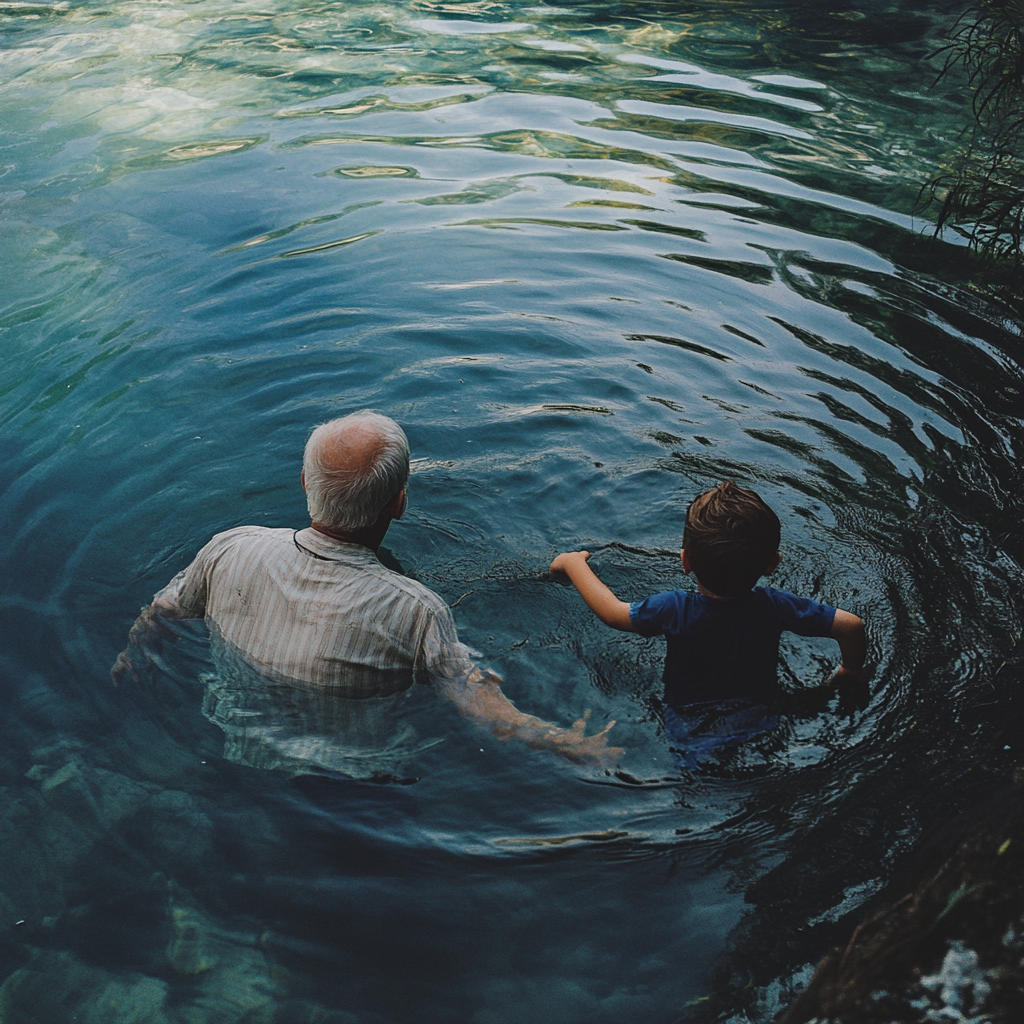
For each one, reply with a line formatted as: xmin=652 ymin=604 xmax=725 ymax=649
xmin=294 ymin=527 xmax=380 ymax=564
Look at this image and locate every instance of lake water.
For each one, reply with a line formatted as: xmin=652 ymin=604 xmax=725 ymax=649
xmin=2 ymin=1 xmax=1023 ymax=1021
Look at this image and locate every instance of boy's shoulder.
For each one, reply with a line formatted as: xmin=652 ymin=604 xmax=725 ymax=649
xmin=628 ymin=587 xmax=707 ymax=636
xmin=755 ymin=585 xmax=837 ymax=634
xmin=630 ymin=585 xmax=835 ymax=636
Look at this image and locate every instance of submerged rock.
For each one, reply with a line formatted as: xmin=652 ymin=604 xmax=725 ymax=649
xmin=165 ymin=898 xmax=287 ymax=1024
xmin=0 ymin=949 xmax=172 ymax=1024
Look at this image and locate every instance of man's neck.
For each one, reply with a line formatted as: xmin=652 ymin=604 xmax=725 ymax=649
xmin=311 ymin=519 xmax=391 ymax=553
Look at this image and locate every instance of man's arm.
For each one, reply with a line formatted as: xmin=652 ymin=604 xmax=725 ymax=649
xmin=434 ymin=668 xmax=623 ymax=766
xmin=549 ymin=551 xmax=635 ymax=632
xmin=111 ymin=587 xmax=197 ymax=686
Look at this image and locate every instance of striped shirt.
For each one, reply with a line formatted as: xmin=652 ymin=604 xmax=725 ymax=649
xmin=155 ymin=526 xmax=476 ymax=698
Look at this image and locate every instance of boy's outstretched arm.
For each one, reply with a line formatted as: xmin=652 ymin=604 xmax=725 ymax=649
xmin=549 ymin=551 xmax=635 ymax=632
xmin=830 ymin=609 xmax=866 ymax=680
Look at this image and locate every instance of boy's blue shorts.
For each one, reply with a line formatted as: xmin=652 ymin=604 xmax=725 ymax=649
xmin=664 ymin=699 xmax=779 ymax=769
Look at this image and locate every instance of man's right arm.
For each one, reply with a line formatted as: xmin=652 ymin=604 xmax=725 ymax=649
xmin=434 ymin=668 xmax=624 ymax=766
xmin=422 ymin=602 xmax=623 ymax=766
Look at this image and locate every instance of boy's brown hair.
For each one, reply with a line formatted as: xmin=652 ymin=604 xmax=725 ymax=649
xmin=683 ymin=481 xmax=781 ymax=598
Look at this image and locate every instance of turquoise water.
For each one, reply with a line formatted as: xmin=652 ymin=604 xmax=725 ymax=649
xmin=2 ymin=2 xmax=1023 ymax=1021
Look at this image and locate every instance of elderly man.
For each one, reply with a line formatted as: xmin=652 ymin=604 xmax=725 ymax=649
xmin=113 ymin=411 xmax=620 ymax=766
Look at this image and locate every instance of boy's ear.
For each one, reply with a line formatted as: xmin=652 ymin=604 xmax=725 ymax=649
xmin=766 ymin=551 xmax=782 ymax=575
xmin=681 ymin=549 xmax=693 ymax=574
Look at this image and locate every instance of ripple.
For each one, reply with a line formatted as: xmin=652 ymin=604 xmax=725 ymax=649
xmin=2 ymin=2 xmax=1022 ymax=1022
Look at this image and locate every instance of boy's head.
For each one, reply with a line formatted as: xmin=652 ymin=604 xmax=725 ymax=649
xmin=682 ymin=481 xmax=781 ymax=598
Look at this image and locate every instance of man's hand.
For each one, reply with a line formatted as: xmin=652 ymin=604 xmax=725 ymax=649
xmin=111 ymin=599 xmax=178 ymax=687
xmin=437 ymin=670 xmax=625 ymax=766
xmin=538 ymin=713 xmax=624 ymax=766
xmin=111 ymin=650 xmax=140 ymax=688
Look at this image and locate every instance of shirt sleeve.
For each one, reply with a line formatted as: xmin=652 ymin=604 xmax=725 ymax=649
xmin=151 ymin=542 xmax=215 ymax=619
xmin=629 ymin=591 xmax=680 ymax=637
xmin=767 ymin=589 xmax=837 ymax=637
xmin=418 ymin=603 xmax=479 ymax=683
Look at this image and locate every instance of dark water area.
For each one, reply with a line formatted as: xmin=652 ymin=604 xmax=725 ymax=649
xmin=2 ymin=1 xmax=1023 ymax=1021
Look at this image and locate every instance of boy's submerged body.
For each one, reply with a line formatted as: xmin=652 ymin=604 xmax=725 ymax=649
xmin=550 ymin=482 xmax=866 ymax=764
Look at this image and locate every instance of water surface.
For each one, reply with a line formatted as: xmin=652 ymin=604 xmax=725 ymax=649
xmin=2 ymin=2 xmax=1023 ymax=1021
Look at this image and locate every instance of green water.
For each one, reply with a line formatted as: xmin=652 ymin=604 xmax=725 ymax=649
xmin=1 ymin=2 xmax=1022 ymax=1022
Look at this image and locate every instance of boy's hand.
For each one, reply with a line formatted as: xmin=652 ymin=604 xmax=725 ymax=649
xmin=550 ymin=550 xmax=591 ymax=574
xmin=548 ymin=550 xmax=634 ymax=632
xmin=831 ymin=665 xmax=870 ymax=716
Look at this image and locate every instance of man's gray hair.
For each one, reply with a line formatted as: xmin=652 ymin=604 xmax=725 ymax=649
xmin=303 ymin=412 xmax=410 ymax=531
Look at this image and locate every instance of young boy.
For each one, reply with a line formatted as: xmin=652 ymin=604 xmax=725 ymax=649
xmin=550 ymin=481 xmax=867 ymax=765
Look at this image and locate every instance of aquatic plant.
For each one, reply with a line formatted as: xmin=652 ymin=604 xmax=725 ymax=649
xmin=925 ymin=0 xmax=1024 ymax=311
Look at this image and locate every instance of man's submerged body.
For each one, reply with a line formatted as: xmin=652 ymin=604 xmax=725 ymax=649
xmin=114 ymin=412 xmax=622 ymax=767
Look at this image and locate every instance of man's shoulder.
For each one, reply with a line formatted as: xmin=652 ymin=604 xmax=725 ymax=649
xmin=198 ymin=525 xmax=293 ymax=558
xmin=368 ymin=566 xmax=452 ymax=616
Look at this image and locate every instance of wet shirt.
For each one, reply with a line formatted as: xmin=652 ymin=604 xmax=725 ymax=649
xmin=628 ymin=586 xmax=836 ymax=709
xmin=155 ymin=526 xmax=476 ymax=698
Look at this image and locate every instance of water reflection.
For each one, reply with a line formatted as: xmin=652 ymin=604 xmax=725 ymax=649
xmin=1 ymin=0 xmax=1022 ymax=1022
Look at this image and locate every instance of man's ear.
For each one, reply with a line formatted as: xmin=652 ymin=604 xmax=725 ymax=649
xmin=388 ymin=488 xmax=407 ymax=520
xmin=681 ymin=549 xmax=693 ymax=574
xmin=301 ymin=469 xmax=306 ymax=492
xmin=766 ymin=551 xmax=782 ymax=576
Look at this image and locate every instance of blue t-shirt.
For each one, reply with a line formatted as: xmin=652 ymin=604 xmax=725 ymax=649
xmin=629 ymin=586 xmax=836 ymax=709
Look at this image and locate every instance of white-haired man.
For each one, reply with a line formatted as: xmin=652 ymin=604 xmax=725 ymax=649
xmin=113 ymin=411 xmax=620 ymax=766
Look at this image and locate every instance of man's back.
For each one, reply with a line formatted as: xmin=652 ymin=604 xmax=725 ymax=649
xmin=157 ymin=525 xmax=474 ymax=697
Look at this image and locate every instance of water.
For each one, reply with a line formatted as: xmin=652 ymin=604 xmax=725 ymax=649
xmin=2 ymin=1 xmax=1023 ymax=1021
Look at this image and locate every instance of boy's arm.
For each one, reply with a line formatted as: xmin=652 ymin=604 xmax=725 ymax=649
xmin=830 ymin=609 xmax=866 ymax=680
xmin=549 ymin=551 xmax=635 ymax=632
xmin=830 ymin=609 xmax=870 ymax=714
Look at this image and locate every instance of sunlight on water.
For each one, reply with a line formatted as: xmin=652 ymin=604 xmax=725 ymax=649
xmin=1 ymin=1 xmax=1022 ymax=1022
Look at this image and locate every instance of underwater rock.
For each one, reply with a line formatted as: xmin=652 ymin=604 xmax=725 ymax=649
xmin=144 ymin=789 xmax=215 ymax=868
xmin=0 ymin=948 xmax=172 ymax=1024
xmin=0 ymin=785 xmax=91 ymax=931
xmin=167 ymin=903 xmax=224 ymax=976
xmin=28 ymin=757 xmax=158 ymax=831
xmin=81 ymin=973 xmax=172 ymax=1024
xmin=183 ymin=947 xmax=281 ymax=1024
xmin=782 ymin=773 xmax=1024 ymax=1023
xmin=166 ymin=899 xmax=287 ymax=1023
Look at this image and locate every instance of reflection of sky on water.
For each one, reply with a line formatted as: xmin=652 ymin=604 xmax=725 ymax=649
xmin=2 ymin=1 xmax=1023 ymax=1021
